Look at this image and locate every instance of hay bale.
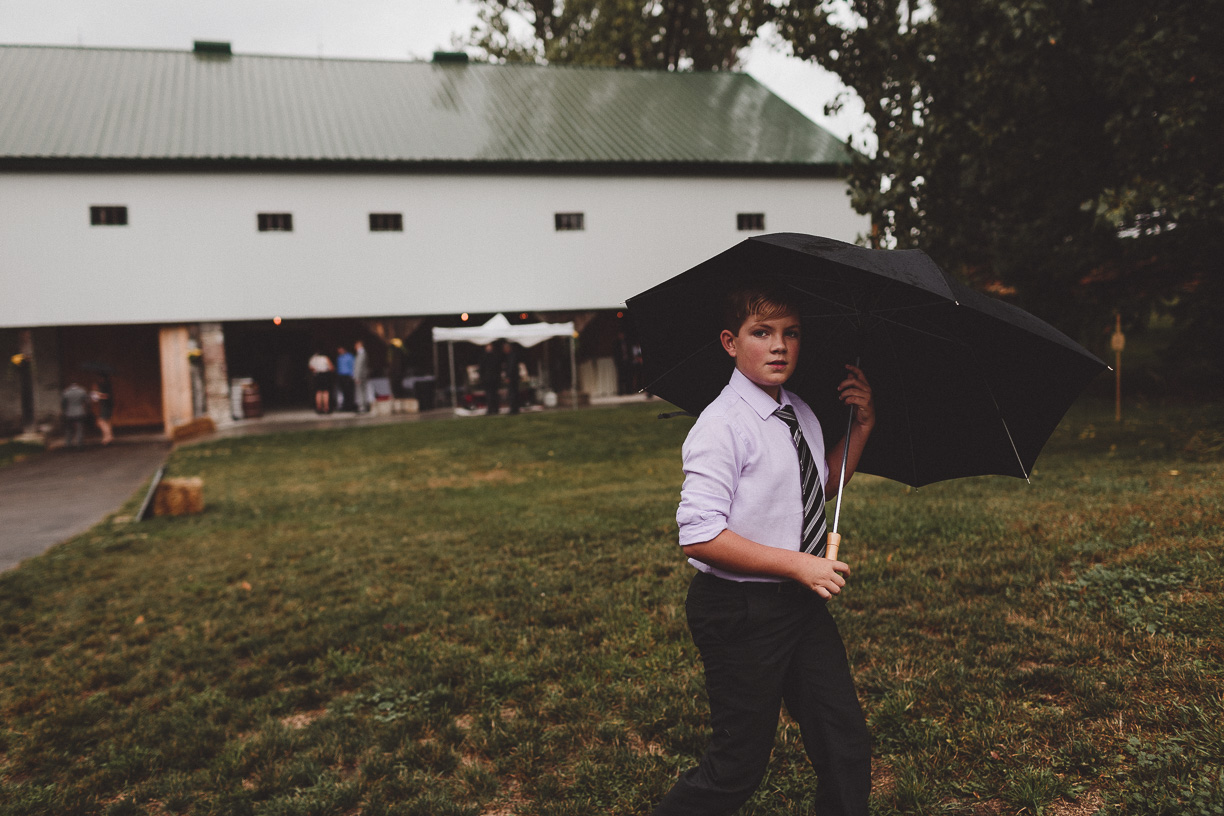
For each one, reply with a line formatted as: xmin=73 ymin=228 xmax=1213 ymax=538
xmin=392 ymin=398 xmax=420 ymax=414
xmin=171 ymin=416 xmax=216 ymax=442
xmin=154 ymin=477 xmax=204 ymax=516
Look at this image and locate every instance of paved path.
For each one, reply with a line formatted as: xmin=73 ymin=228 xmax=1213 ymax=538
xmin=0 ymin=440 xmax=171 ymax=572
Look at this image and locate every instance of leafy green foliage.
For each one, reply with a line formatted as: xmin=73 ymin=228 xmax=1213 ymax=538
xmin=463 ymin=0 xmax=768 ymax=69
xmin=773 ymin=0 xmax=928 ymax=245
xmin=775 ymin=0 xmax=1224 ymax=383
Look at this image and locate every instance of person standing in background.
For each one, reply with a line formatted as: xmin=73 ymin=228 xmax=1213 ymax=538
xmin=353 ymin=340 xmax=370 ymax=413
xmin=479 ymin=342 xmax=504 ymax=416
xmin=61 ymin=381 xmax=90 ymax=448
xmin=308 ymin=351 xmax=334 ymax=414
xmin=503 ymin=339 xmax=522 ymax=415
xmin=335 ymin=346 xmax=356 ymax=412
xmin=91 ymin=374 xmax=114 ymax=445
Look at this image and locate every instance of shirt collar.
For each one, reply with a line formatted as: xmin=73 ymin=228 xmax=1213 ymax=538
xmin=728 ymin=367 xmax=794 ymax=421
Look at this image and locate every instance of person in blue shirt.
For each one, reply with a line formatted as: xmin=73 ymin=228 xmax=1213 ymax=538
xmin=335 ymin=346 xmax=356 ymax=412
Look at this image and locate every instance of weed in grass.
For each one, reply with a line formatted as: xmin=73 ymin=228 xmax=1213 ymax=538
xmin=1001 ymin=766 xmax=1080 ymax=814
xmin=1052 ymin=563 xmax=1190 ymax=634
xmin=333 ymin=684 xmax=453 ymax=724
xmin=1114 ymin=734 xmax=1224 ymax=816
xmin=880 ymin=761 xmax=940 ymax=815
xmin=1054 ymin=737 xmax=1106 ymax=776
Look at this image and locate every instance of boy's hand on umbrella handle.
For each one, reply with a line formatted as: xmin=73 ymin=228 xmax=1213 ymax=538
xmin=793 ymin=555 xmax=850 ymax=599
xmin=838 ymin=365 xmax=875 ymax=430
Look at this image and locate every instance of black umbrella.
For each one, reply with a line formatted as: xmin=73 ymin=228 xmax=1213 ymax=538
xmin=627 ymin=233 xmax=1108 ymax=494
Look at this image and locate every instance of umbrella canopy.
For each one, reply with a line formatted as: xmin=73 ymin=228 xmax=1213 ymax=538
xmin=626 ymin=233 xmax=1108 ymax=487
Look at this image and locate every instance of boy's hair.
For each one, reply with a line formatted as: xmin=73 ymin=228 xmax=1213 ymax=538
xmin=722 ymin=285 xmax=802 ymax=334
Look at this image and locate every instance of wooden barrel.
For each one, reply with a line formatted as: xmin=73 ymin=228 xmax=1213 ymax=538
xmin=241 ymin=382 xmax=263 ymax=418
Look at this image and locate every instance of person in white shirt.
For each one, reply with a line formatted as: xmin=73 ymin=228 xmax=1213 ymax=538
xmin=353 ymin=341 xmax=370 ymax=413
xmin=653 ymin=286 xmax=875 ymax=816
xmin=308 ymin=351 xmax=334 ymax=414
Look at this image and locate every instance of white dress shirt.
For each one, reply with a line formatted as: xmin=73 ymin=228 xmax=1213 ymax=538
xmin=676 ymin=367 xmax=829 ymax=582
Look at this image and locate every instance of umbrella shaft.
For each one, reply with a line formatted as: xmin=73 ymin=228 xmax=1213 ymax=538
xmin=832 ymin=356 xmax=861 ymax=536
xmin=833 ymin=404 xmax=855 ymax=535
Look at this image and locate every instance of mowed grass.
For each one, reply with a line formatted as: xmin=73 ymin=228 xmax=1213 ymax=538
xmin=1 ymin=400 xmax=1221 ymax=816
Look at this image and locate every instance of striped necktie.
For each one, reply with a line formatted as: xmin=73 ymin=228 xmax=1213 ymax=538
xmin=775 ymin=404 xmax=828 ymax=557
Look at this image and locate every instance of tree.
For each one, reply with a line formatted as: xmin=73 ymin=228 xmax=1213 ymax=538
xmin=463 ymin=0 xmax=768 ymax=70
xmin=775 ymin=0 xmax=1223 ymax=380
xmin=772 ymin=0 xmax=929 ymax=249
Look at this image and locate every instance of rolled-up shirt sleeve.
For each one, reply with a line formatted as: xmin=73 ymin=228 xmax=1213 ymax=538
xmin=676 ymin=413 xmax=744 ymax=546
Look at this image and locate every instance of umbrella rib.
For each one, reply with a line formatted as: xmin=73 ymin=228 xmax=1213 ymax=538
xmin=875 ymin=302 xmax=1027 ymax=485
xmin=976 ymin=368 xmax=1031 ymax=483
xmin=933 ymin=315 xmax=1032 ymax=483
xmin=801 ymin=305 xmax=963 ymax=348
xmin=789 ymin=273 xmax=946 ymax=316
xmin=786 ymin=283 xmax=866 ymax=323
xmin=786 ymin=280 xmax=963 ymax=346
xmin=641 ymin=336 xmax=723 ymax=395
xmin=903 ymin=306 xmax=1031 ymax=482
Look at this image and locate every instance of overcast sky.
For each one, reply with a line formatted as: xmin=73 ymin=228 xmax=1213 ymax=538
xmin=1 ymin=0 xmax=874 ymax=150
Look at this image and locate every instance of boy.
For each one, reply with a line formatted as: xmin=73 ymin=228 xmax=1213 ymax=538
xmin=653 ymin=287 xmax=875 ymax=816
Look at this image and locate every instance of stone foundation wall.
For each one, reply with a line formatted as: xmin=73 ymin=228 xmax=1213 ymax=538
xmin=199 ymin=322 xmax=232 ymax=427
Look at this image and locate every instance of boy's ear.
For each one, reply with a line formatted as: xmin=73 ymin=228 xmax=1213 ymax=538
xmin=719 ymin=329 xmax=738 ymax=358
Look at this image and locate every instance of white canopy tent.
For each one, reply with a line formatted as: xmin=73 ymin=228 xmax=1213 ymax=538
xmin=431 ymin=314 xmax=577 ymax=410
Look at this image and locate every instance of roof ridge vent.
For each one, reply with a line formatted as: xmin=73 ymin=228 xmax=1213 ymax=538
xmin=432 ymin=51 xmax=469 ymax=64
xmin=193 ymin=41 xmax=233 ymax=57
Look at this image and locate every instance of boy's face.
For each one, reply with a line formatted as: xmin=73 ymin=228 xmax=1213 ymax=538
xmin=720 ymin=307 xmax=801 ymax=400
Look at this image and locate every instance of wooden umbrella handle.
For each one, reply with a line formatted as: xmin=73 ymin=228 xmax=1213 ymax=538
xmin=825 ymin=531 xmax=841 ymax=562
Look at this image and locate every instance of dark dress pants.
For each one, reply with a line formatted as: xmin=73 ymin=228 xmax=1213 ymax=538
xmin=653 ymin=571 xmax=871 ymax=816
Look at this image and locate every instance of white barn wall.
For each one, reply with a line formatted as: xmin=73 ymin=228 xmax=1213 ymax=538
xmin=2 ymin=172 xmax=869 ymax=328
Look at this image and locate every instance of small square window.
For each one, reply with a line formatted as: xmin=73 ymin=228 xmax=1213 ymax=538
xmin=555 ymin=212 xmax=585 ymax=231
xmin=369 ymin=213 xmax=404 ymax=232
xmin=737 ymin=213 xmax=765 ymax=231
xmin=90 ymin=206 xmax=128 ymax=226
xmin=258 ymin=213 xmax=294 ymax=232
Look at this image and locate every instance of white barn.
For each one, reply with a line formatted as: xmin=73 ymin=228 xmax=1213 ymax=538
xmin=0 ymin=43 xmax=869 ymax=436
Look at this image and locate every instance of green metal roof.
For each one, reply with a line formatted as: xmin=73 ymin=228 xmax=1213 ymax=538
xmin=0 ymin=45 xmax=851 ymax=170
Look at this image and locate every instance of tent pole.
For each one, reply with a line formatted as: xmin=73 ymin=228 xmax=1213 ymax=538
xmin=541 ymin=341 xmax=550 ymax=391
xmin=448 ymin=341 xmax=457 ymax=409
xmin=569 ymin=334 xmax=578 ymax=410
xmin=431 ymin=337 xmax=440 ymax=399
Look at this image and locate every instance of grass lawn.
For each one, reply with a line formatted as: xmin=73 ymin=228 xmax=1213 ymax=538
xmin=1 ymin=400 xmax=1221 ymax=816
